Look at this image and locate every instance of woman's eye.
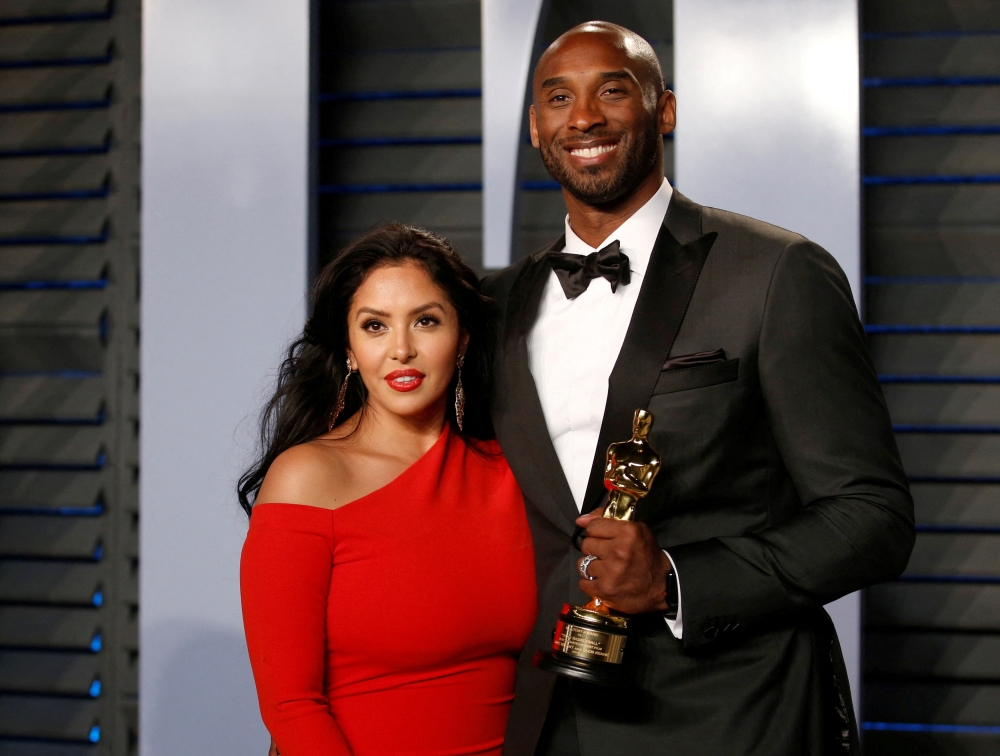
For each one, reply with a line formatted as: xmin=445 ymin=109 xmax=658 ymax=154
xmin=416 ymin=316 xmax=440 ymax=327
xmin=362 ymin=319 xmax=386 ymax=333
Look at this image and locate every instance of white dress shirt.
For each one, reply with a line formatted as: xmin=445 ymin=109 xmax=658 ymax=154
xmin=527 ymin=176 xmax=683 ymax=637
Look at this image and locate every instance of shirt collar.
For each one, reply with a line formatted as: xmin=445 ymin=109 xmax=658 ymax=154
xmin=562 ymin=176 xmax=673 ymax=278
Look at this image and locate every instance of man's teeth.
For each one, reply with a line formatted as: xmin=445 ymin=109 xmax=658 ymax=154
xmin=570 ymin=144 xmax=616 ymax=158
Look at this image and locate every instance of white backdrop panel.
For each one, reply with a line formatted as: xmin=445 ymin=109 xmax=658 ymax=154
xmin=675 ymin=0 xmax=863 ymax=708
xmin=482 ymin=0 xmax=546 ymax=269
xmin=140 ymin=0 xmax=309 ymax=752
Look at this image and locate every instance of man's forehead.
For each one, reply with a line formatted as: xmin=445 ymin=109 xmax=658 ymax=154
xmin=535 ymin=36 xmax=634 ymax=87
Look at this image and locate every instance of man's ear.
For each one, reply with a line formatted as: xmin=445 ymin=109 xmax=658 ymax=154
xmin=657 ymin=90 xmax=676 ymax=136
xmin=529 ymin=105 xmax=540 ymax=148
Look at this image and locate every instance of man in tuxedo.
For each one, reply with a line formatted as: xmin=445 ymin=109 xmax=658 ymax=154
xmin=484 ymin=21 xmax=914 ymax=756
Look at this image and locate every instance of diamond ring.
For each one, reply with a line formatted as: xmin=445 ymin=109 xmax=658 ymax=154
xmin=578 ymin=554 xmax=599 ymax=580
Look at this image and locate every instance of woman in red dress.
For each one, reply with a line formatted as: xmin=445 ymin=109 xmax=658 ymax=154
xmin=238 ymin=224 xmax=537 ymax=756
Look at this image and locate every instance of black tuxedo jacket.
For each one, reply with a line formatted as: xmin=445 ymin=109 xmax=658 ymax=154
xmin=483 ymin=191 xmax=915 ymax=756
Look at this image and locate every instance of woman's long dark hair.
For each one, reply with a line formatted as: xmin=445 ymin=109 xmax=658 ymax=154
xmin=237 ymin=223 xmax=496 ymax=517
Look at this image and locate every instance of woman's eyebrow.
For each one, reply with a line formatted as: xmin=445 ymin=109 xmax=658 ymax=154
xmin=408 ymin=302 xmax=446 ymax=316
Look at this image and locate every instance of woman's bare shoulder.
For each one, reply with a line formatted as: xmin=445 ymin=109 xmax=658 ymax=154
xmin=256 ymin=440 xmax=356 ymax=510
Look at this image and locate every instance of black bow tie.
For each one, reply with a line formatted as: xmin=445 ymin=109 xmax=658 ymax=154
xmin=547 ymin=240 xmax=631 ymax=300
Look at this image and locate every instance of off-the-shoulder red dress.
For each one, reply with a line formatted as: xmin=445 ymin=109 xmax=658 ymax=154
xmin=240 ymin=424 xmax=537 ymax=756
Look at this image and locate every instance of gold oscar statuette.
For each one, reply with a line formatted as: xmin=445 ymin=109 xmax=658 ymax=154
xmin=536 ymin=408 xmax=662 ymax=686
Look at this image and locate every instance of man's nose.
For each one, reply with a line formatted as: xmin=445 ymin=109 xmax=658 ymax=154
xmin=568 ymin=94 xmax=606 ymax=132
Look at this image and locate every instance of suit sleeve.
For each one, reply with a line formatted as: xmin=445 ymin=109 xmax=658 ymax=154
xmin=240 ymin=507 xmax=353 ymax=755
xmin=667 ymin=240 xmax=915 ymax=649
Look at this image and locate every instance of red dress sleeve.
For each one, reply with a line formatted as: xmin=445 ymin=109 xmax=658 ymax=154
xmin=240 ymin=505 xmax=352 ymax=756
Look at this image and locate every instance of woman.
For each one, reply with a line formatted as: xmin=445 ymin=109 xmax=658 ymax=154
xmin=238 ymin=224 xmax=537 ymax=756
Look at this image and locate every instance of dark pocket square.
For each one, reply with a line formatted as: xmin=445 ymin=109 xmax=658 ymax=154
xmin=652 ymin=356 xmax=739 ymax=395
xmin=662 ymin=348 xmax=726 ymax=371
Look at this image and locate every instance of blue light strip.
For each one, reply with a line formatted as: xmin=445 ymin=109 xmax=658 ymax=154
xmin=866 ymin=325 xmax=1000 ymax=334
xmin=319 ymin=180 xmax=567 ymax=194
xmin=0 ymin=51 xmax=112 ymax=69
xmin=0 ymin=95 xmax=112 ymax=114
xmin=0 ymin=501 xmax=106 ymax=517
xmin=899 ymin=574 xmax=1000 ymax=584
xmin=0 ymin=411 xmax=105 ymax=426
xmin=867 ymin=275 xmax=1000 ymax=284
xmin=0 ymin=450 xmax=106 ymax=472
xmin=0 ymin=278 xmax=108 ymax=291
xmin=319 ymin=88 xmax=481 ymax=102
xmin=916 ymin=524 xmax=1000 ymax=534
xmin=523 ymin=180 xmax=562 ymax=190
xmin=864 ymin=125 xmax=1000 ymax=137
xmin=0 ymin=633 xmax=102 ymax=654
xmin=0 ymin=733 xmax=104 ymax=745
xmin=0 ymin=369 xmax=102 ymax=378
xmin=879 ymin=375 xmax=1000 ymax=384
xmin=320 ymin=136 xmax=482 ymax=147
xmin=894 ymin=424 xmax=1000 ymax=433
xmin=323 ymin=44 xmax=482 ymax=55
xmin=0 ymin=6 xmax=112 ymax=26
xmin=0 ymin=185 xmax=109 ymax=202
xmin=0 ymin=140 xmax=111 ymax=159
xmin=0 ymin=225 xmax=109 ymax=246
xmin=319 ymin=181 xmax=481 ymax=194
xmin=0 ymin=551 xmax=103 ymax=564
xmin=864 ymin=721 xmax=1000 ymax=735
xmin=863 ymin=29 xmax=1000 ymax=39
xmin=864 ymin=75 xmax=1000 ymax=87
xmin=865 ymin=174 xmax=1000 ymax=185
xmin=909 ymin=475 xmax=1000 ymax=484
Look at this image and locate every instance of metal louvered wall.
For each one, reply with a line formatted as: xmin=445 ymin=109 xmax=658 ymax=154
xmin=0 ymin=1 xmax=139 ymax=753
xmin=861 ymin=0 xmax=1000 ymax=753
xmin=318 ymin=0 xmax=484 ymax=271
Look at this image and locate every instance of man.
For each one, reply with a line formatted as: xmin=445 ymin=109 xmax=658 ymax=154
xmin=484 ymin=21 xmax=914 ymax=756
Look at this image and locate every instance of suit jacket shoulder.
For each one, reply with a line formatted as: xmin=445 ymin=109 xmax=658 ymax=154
xmin=481 ymin=237 xmax=564 ymax=318
xmin=695 ymin=204 xmax=854 ymax=307
xmin=701 ymin=205 xmax=807 ymax=251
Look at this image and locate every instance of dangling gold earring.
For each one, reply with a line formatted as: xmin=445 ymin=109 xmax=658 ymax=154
xmin=328 ymin=358 xmax=354 ymax=432
xmin=454 ymin=354 xmax=466 ymax=432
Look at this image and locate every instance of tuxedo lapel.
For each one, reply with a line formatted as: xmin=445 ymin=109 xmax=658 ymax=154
xmin=580 ymin=195 xmax=718 ymax=511
xmin=494 ymin=237 xmax=581 ymax=535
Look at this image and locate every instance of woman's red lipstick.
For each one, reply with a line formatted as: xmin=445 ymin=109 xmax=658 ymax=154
xmin=385 ymin=369 xmax=424 ymax=392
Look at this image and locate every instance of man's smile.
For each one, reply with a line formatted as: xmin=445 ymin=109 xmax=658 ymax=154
xmin=567 ymin=142 xmax=618 ymax=159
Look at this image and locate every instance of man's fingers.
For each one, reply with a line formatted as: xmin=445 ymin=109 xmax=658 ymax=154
xmin=575 ymin=506 xmax=606 ymax=528
xmin=582 ymin=516 xmax=637 ymax=540
xmin=579 ymin=536 xmax=615 ymax=561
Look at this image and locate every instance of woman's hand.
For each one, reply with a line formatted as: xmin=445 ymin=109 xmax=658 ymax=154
xmin=269 ymin=738 xmax=280 ymax=756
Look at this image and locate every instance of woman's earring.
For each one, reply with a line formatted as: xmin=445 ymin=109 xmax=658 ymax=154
xmin=454 ymin=354 xmax=466 ymax=432
xmin=328 ymin=358 xmax=354 ymax=432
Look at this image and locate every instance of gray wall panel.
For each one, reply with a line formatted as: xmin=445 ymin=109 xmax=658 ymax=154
xmin=867 ymin=583 xmax=1000 ymax=630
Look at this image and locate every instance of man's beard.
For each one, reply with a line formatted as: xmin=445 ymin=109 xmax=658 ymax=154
xmin=538 ymin=121 xmax=662 ymax=206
